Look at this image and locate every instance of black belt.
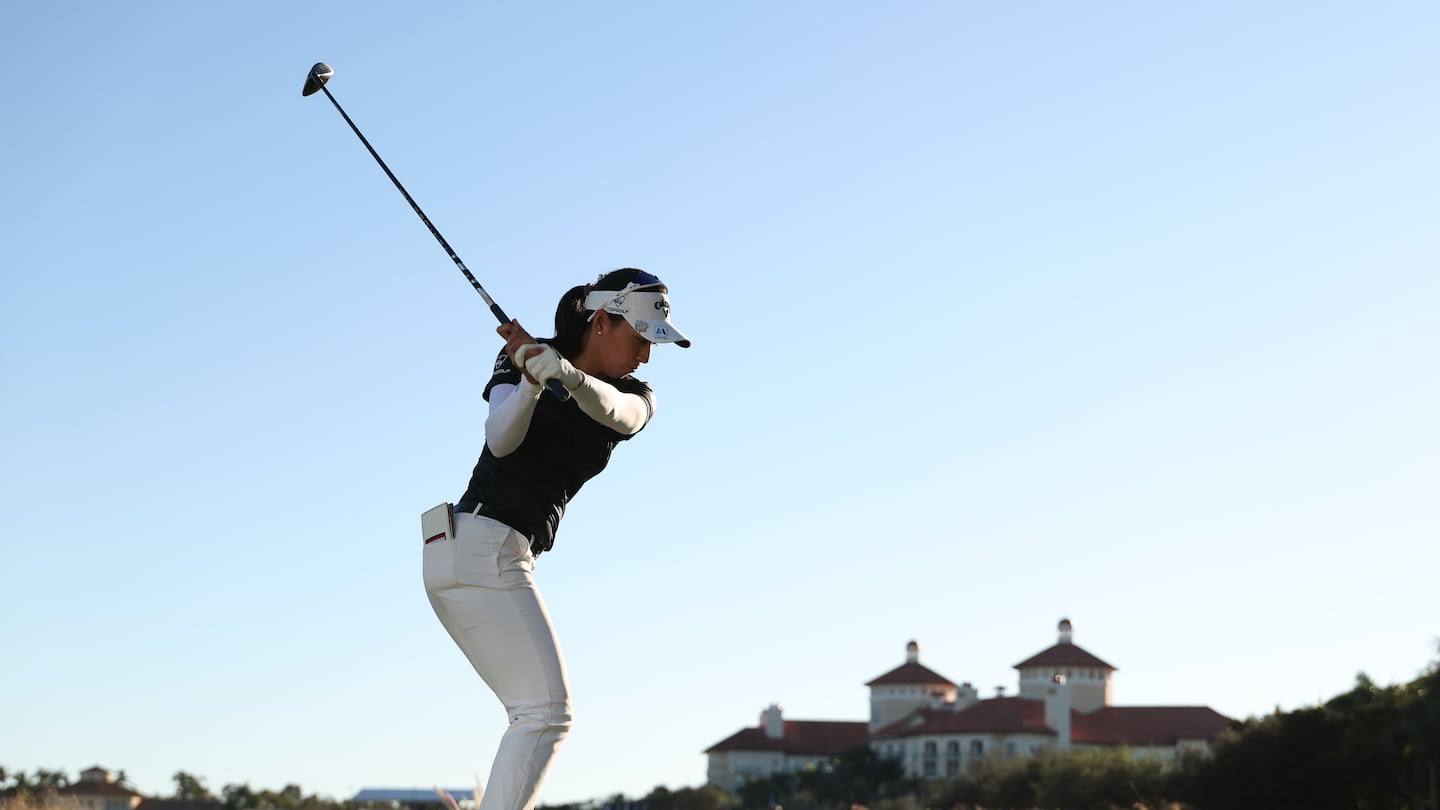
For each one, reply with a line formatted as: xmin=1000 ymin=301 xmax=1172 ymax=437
xmin=463 ymin=503 xmax=526 ymax=534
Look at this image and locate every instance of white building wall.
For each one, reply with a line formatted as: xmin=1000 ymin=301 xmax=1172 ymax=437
xmin=709 ymin=750 xmax=846 ymax=790
xmin=893 ymin=733 xmax=1208 ymax=781
xmin=1176 ymin=738 xmax=1213 ymax=757
xmin=708 ymin=751 xmax=787 ymax=790
xmin=1018 ymin=666 xmax=1111 ymax=712
xmin=875 ymin=732 xmax=1056 ymax=780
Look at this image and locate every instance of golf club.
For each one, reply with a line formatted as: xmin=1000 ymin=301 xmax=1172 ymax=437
xmin=302 ymin=61 xmax=569 ymax=401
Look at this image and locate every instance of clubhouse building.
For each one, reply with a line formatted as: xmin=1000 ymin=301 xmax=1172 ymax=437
xmin=704 ymin=619 xmax=1229 ymax=789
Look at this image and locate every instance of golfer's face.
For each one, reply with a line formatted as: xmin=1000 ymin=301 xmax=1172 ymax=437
xmin=595 ymin=318 xmax=652 ymax=378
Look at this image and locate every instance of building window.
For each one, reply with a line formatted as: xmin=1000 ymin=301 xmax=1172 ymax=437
xmin=1005 ymin=741 xmax=1016 ymax=757
xmin=969 ymin=740 xmax=984 ymax=757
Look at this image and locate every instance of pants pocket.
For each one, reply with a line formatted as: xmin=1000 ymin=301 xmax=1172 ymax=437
xmin=499 ymin=530 xmax=536 ymax=578
xmin=422 ymin=538 xmax=459 ymax=592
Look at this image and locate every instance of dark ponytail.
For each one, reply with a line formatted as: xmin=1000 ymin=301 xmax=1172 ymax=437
xmin=550 ymin=284 xmax=591 ymax=360
xmin=548 ymin=268 xmax=668 ymax=360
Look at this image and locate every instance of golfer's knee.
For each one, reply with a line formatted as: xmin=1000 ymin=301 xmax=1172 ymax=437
xmin=547 ymin=703 xmax=574 ymax=736
xmin=551 ymin=709 xmax=573 ymax=740
xmin=513 ymin=704 xmax=572 ymax=739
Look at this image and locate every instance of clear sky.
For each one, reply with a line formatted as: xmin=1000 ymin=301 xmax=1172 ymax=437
xmin=3 ymin=1 xmax=1437 ymax=805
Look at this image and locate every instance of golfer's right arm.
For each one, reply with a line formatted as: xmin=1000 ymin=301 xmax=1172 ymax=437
xmin=485 ymin=379 xmax=542 ymax=457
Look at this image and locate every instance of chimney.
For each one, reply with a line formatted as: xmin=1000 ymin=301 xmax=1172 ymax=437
xmin=957 ymin=682 xmax=979 ymax=709
xmin=762 ymin=704 xmax=784 ymax=739
xmin=906 ymin=640 xmax=919 ymax=664
xmin=1058 ymin=618 xmax=1073 ymax=645
xmin=1044 ymin=674 xmax=1071 ymax=750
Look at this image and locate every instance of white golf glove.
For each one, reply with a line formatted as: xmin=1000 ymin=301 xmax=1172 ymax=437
xmin=519 ymin=344 xmax=584 ymax=391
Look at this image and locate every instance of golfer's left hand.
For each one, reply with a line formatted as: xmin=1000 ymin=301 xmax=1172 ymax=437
xmin=498 ymin=320 xmax=543 ymax=385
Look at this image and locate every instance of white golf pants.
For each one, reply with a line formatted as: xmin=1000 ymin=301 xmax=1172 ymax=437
xmin=423 ymin=512 xmax=573 ymax=810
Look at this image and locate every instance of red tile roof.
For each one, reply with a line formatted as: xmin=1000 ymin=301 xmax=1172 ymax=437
xmin=871 ymin=699 xmax=1229 ymax=747
xmin=1071 ymin=706 xmax=1229 ymax=745
xmin=137 ymin=801 xmax=224 ymax=810
xmin=704 ymin=720 xmax=870 ymax=756
xmin=865 ymin=662 xmax=957 ymax=687
xmin=1013 ymin=643 xmax=1116 ymax=671
xmin=871 ymin=698 xmax=1055 ymax=738
xmin=58 ymin=782 xmax=144 ymax=798
xmin=708 ymin=700 xmax=1229 ymax=757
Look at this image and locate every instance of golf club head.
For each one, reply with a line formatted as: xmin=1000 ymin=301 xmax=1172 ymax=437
xmin=302 ymin=62 xmax=334 ymax=97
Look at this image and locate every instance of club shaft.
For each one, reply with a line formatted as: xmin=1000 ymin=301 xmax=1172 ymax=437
xmin=319 ymin=85 xmax=510 ymax=325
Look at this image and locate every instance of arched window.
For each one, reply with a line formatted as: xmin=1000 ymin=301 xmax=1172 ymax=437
xmin=922 ymin=741 xmax=938 ymax=777
xmin=944 ymin=740 xmax=961 ymax=776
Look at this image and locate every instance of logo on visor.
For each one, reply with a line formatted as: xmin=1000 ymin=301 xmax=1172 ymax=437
xmin=653 ymin=300 xmax=670 ymax=314
xmin=634 ymin=320 xmax=650 ymax=333
xmin=655 ymin=326 xmax=669 ymax=337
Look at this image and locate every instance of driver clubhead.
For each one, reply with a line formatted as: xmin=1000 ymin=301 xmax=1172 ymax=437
xmin=302 ymin=62 xmax=334 ymax=97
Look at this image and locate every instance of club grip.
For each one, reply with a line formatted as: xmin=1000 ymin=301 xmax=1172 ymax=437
xmin=545 ymin=379 xmax=571 ymax=401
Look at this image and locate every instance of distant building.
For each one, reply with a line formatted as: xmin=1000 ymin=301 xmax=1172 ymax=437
xmin=57 ymin=768 xmax=144 ymax=810
xmin=704 ymin=706 xmax=870 ymax=789
xmin=704 ymin=619 xmax=1229 ymax=789
xmin=351 ymin=788 xmax=479 ymax=810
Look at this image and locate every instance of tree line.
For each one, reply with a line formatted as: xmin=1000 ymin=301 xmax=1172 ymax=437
xmin=0 ymin=771 xmax=344 ymax=810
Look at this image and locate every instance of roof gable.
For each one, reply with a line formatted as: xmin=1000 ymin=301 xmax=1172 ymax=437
xmin=865 ymin=662 xmax=957 ymax=687
xmin=1013 ymin=643 xmax=1116 ymax=671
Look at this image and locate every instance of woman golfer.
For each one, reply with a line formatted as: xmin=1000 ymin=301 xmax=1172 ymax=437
xmin=422 ymin=267 xmax=690 ymax=810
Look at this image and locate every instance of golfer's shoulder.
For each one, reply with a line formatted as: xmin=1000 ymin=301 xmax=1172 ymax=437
xmin=484 ymin=348 xmax=522 ymax=399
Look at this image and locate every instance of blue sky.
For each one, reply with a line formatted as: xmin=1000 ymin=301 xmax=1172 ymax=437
xmin=3 ymin=1 xmax=1437 ymax=804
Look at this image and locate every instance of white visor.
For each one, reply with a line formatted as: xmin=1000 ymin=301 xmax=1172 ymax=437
xmin=584 ymin=284 xmax=692 ymax=348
